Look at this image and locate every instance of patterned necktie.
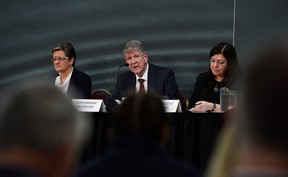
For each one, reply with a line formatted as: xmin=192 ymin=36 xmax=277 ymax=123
xmin=138 ymin=78 xmax=145 ymax=93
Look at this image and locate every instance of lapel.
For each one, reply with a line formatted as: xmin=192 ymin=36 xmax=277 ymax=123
xmin=126 ymin=71 xmax=137 ymax=93
xmin=147 ymin=63 xmax=157 ymax=91
xmin=111 ymin=70 xmax=136 ymax=98
xmin=67 ymin=68 xmax=77 ymax=94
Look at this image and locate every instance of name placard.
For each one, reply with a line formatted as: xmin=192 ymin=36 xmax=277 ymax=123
xmin=72 ymin=99 xmax=104 ymax=112
xmin=162 ymin=100 xmax=182 ymax=113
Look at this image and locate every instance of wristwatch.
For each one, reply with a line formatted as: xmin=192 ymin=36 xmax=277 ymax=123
xmin=207 ymin=103 xmax=216 ymax=113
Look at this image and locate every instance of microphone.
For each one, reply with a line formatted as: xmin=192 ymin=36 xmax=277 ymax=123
xmin=109 ymin=63 xmax=129 ymax=93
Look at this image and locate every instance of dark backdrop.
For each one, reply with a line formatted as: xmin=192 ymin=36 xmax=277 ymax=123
xmin=235 ymin=1 xmax=288 ymax=67
xmin=1 ymin=0 xmax=288 ymax=99
xmin=0 ymin=0 xmax=234 ymax=98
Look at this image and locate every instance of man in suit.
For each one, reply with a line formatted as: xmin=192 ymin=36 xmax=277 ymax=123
xmin=104 ymin=40 xmax=180 ymax=111
xmin=73 ymin=93 xmax=200 ymax=177
xmin=49 ymin=42 xmax=92 ymax=99
xmin=0 ymin=82 xmax=91 ymax=177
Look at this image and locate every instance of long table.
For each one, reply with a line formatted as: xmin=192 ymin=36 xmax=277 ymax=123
xmin=80 ymin=112 xmax=227 ymax=172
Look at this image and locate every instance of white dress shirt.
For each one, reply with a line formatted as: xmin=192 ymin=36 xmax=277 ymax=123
xmin=55 ymin=67 xmax=73 ymax=94
xmin=135 ymin=64 xmax=149 ymax=93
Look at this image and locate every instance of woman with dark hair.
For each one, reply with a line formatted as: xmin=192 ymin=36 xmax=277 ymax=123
xmin=49 ymin=42 xmax=92 ymax=99
xmin=188 ymin=42 xmax=240 ymax=113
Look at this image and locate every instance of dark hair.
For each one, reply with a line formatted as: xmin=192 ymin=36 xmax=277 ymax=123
xmin=241 ymin=40 xmax=288 ymax=148
xmin=52 ymin=42 xmax=76 ymax=67
xmin=112 ymin=93 xmax=167 ymax=141
xmin=208 ymin=42 xmax=240 ymax=84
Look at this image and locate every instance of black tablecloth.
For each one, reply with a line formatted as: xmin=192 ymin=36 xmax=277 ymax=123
xmin=80 ymin=112 xmax=226 ymax=172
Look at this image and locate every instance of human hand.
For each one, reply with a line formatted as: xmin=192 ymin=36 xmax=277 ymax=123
xmin=190 ymin=101 xmax=214 ymax=113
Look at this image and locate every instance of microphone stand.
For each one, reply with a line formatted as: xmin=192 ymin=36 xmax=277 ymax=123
xmin=108 ymin=63 xmax=128 ymax=94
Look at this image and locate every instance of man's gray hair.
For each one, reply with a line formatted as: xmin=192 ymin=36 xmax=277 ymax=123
xmin=123 ymin=40 xmax=146 ymax=54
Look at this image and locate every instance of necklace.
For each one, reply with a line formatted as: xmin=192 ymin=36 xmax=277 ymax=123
xmin=214 ymin=84 xmax=219 ymax=92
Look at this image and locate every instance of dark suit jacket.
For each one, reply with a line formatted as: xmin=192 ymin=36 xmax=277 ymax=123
xmin=73 ymin=137 xmax=201 ymax=177
xmin=104 ymin=63 xmax=180 ymax=111
xmin=48 ymin=68 xmax=92 ymax=99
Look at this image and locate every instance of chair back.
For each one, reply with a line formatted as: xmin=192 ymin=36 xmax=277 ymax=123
xmin=179 ymin=92 xmax=188 ymax=111
xmin=91 ymin=89 xmax=110 ymax=100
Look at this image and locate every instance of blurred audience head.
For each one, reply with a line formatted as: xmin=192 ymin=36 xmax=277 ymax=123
xmin=240 ymin=38 xmax=288 ymax=150
xmin=112 ymin=93 xmax=169 ymax=143
xmin=205 ymin=38 xmax=288 ymax=177
xmin=0 ymin=82 xmax=91 ymax=177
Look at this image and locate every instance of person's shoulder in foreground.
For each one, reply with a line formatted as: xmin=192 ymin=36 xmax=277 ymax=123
xmin=73 ymin=93 xmax=201 ymax=177
xmin=73 ymin=142 xmax=201 ymax=177
xmin=0 ymin=81 xmax=91 ymax=177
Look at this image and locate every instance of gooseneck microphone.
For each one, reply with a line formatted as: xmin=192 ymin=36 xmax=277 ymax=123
xmin=109 ymin=63 xmax=129 ymax=93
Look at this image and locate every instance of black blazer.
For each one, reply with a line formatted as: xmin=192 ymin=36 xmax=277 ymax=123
xmin=48 ymin=68 xmax=92 ymax=99
xmin=104 ymin=63 xmax=180 ymax=111
xmin=188 ymin=72 xmax=237 ymax=109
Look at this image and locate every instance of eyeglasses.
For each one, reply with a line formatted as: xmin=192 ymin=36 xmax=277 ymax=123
xmin=52 ymin=57 xmax=69 ymax=62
